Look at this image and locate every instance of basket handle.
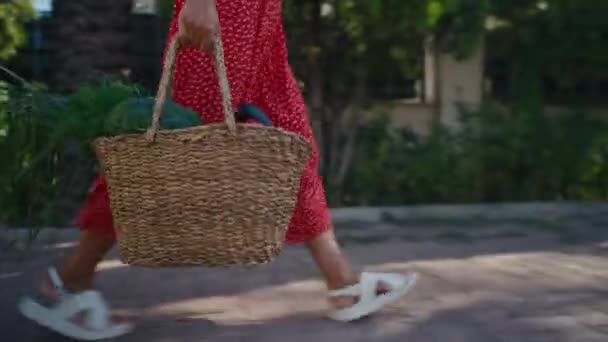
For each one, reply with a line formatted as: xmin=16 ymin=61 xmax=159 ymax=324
xmin=146 ymin=31 xmax=236 ymax=142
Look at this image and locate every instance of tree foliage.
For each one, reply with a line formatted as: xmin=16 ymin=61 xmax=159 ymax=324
xmin=281 ymin=0 xmax=607 ymax=203
xmin=486 ymin=0 xmax=608 ymax=105
xmin=428 ymin=0 xmax=608 ymax=105
xmin=3 ymin=0 xmax=606 ymax=215
xmin=429 ymin=0 xmax=489 ymax=59
xmin=282 ymin=0 xmax=440 ymax=203
xmin=0 ymin=0 xmax=35 ymax=61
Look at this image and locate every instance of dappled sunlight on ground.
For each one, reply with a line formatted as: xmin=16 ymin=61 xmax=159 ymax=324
xmin=2 ymin=221 xmax=607 ymax=341
xmin=147 ymin=279 xmax=328 ymax=323
xmin=132 ymin=248 xmax=607 ymax=332
xmin=0 ymin=271 xmax=22 ymax=280
xmin=41 ymin=241 xmax=77 ymax=251
xmin=97 ymin=258 xmax=128 ymax=271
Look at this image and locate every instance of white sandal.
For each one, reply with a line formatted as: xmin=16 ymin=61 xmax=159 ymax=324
xmin=328 ymin=272 xmax=418 ymax=322
xmin=18 ymin=268 xmax=133 ymax=341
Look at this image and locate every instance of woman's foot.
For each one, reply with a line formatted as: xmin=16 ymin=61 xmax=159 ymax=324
xmin=18 ymin=268 xmax=133 ymax=341
xmin=327 ymin=272 xmax=418 ymax=322
xmin=306 ymin=230 xmax=417 ymax=321
xmin=38 ymin=269 xmax=131 ymax=326
xmin=328 ymin=276 xmax=391 ymax=309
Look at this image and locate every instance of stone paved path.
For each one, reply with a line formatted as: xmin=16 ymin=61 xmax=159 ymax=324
xmin=1 ymin=218 xmax=607 ymax=341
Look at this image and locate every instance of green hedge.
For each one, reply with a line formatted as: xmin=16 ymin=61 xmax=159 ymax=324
xmin=2 ymin=81 xmax=608 ymax=227
xmin=339 ymin=104 xmax=608 ymax=206
xmin=0 ymin=80 xmax=144 ymax=226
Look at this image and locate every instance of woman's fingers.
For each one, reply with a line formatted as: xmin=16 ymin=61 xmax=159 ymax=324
xmin=177 ymin=19 xmax=214 ymax=50
xmin=177 ymin=0 xmax=219 ymax=51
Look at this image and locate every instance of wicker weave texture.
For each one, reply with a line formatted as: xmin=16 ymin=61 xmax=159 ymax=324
xmin=93 ymin=28 xmax=312 ymax=267
xmin=95 ymin=124 xmax=311 ymax=267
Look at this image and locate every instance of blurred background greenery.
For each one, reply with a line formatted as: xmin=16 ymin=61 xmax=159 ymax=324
xmin=1 ymin=0 xmax=607 ymax=227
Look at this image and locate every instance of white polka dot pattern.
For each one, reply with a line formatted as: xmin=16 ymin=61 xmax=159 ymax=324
xmin=168 ymin=0 xmax=332 ymax=243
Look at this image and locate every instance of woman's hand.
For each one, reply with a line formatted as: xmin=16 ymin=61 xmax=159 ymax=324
xmin=176 ymin=0 xmax=219 ymax=51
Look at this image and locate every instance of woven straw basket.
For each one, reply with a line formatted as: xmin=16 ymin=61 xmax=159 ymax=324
xmin=93 ymin=34 xmax=311 ymax=268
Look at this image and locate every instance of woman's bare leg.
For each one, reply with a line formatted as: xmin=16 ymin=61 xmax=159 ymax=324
xmin=61 ymin=231 xmax=115 ymax=291
xmin=41 ymin=231 xmax=114 ymax=297
xmin=306 ymin=229 xmax=357 ymax=289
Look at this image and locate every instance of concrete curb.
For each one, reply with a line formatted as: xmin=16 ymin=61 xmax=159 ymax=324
xmin=329 ymin=202 xmax=608 ymax=224
xmin=3 ymin=202 xmax=608 ymax=245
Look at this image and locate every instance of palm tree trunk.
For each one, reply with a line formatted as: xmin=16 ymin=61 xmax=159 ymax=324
xmin=52 ymin=0 xmax=132 ymax=92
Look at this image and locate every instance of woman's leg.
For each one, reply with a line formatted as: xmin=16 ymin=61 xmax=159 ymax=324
xmin=41 ymin=176 xmax=117 ymax=296
xmin=305 ymin=230 xmax=357 ymax=288
xmin=306 ymin=229 xmax=396 ymax=308
xmin=55 ymin=231 xmax=115 ymax=292
xmin=305 ymin=230 xmax=364 ymax=308
xmin=285 ymin=149 xmax=414 ymax=317
xmin=24 ymin=230 xmax=131 ymax=340
xmin=32 ymin=178 xmax=129 ymax=332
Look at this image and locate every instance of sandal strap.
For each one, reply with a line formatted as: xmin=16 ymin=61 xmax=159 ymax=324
xmin=328 ymin=272 xmax=407 ymax=298
xmin=327 ymin=272 xmax=417 ymax=322
xmin=328 ymin=284 xmax=361 ymax=298
xmin=327 ymin=272 xmax=414 ymax=300
xmin=51 ymin=290 xmax=111 ymax=331
xmin=47 ymin=267 xmax=68 ymax=298
xmin=79 ymin=291 xmax=111 ymax=331
xmin=359 ymin=272 xmax=383 ymax=302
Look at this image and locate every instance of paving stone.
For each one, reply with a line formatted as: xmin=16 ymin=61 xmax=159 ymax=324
xmin=1 ymin=216 xmax=606 ymax=341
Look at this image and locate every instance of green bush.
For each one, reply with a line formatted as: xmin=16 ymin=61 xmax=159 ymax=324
xmin=341 ymin=103 xmax=608 ymax=205
xmin=3 ymin=77 xmax=608 ymax=227
xmin=0 ymin=77 xmax=266 ymax=228
xmin=0 ymin=79 xmax=201 ymax=227
xmin=0 ymin=82 xmax=64 ymax=226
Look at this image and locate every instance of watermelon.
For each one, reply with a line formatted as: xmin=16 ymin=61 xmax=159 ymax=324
xmin=105 ymin=97 xmax=201 ymax=135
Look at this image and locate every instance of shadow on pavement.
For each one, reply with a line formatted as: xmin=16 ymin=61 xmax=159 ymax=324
xmin=1 ymin=226 xmax=607 ymax=341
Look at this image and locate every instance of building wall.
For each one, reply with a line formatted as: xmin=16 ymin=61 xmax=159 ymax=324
xmin=368 ymin=44 xmax=485 ymax=135
xmin=437 ymin=44 xmax=485 ymax=128
xmin=364 ymin=101 xmax=436 ymax=135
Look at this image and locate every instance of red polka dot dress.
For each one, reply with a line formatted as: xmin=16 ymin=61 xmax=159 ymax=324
xmin=76 ymin=0 xmax=332 ymax=244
